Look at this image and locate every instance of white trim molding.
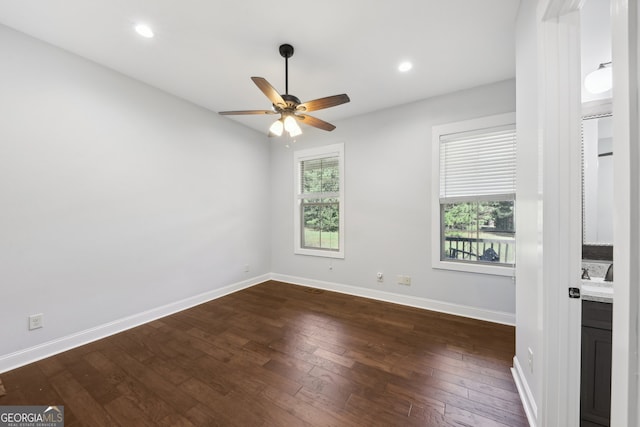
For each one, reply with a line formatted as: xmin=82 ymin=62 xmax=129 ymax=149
xmin=610 ymin=0 xmax=640 ymax=424
xmin=537 ymin=2 xmax=584 ymax=426
xmin=0 ymin=274 xmax=270 ymax=374
xmin=270 ymin=273 xmax=516 ymax=326
xmin=512 ymin=356 xmax=538 ymax=427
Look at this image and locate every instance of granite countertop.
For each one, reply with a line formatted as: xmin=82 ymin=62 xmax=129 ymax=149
xmin=581 ymin=277 xmax=613 ymax=303
xmin=581 ymin=260 xmax=613 ymax=303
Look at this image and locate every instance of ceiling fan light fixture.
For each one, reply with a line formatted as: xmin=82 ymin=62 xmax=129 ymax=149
xmin=284 ymin=115 xmax=302 ymax=137
xmin=288 ymin=126 xmax=302 ymax=138
xmin=269 ymin=119 xmax=284 ymax=136
xmin=585 ymin=62 xmax=612 ymax=94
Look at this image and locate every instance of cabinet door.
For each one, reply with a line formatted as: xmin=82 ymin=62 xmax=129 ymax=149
xmin=580 ymin=325 xmax=612 ymax=426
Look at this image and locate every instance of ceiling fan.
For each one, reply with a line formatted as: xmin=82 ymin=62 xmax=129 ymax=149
xmin=219 ymin=44 xmax=350 ymax=137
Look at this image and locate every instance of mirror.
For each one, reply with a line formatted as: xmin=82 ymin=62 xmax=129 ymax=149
xmin=582 ymin=113 xmax=613 ymax=247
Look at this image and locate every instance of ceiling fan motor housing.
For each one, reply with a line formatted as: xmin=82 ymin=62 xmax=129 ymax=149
xmin=280 ymin=94 xmax=301 ymax=110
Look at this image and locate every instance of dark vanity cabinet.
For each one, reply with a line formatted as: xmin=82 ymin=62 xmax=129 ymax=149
xmin=581 ymin=300 xmax=612 ymax=427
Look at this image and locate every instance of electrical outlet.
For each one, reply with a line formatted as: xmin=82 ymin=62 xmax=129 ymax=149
xmin=528 ymin=347 xmax=534 ymax=373
xmin=376 ymin=272 xmax=384 ymax=282
xmin=244 ymin=264 xmax=250 ymax=273
xmin=397 ymin=275 xmax=412 ymax=286
xmin=29 ymin=313 xmax=43 ymax=330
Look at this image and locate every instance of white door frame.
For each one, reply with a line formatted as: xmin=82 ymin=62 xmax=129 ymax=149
xmin=610 ymin=0 xmax=639 ymax=425
xmin=538 ymin=1 xmax=583 ymax=425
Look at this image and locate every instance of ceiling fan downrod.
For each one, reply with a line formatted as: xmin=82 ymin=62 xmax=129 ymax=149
xmin=279 ymin=44 xmax=294 ymax=95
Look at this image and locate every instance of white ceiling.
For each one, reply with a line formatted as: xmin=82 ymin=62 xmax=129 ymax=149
xmin=0 ymin=0 xmax=521 ymax=134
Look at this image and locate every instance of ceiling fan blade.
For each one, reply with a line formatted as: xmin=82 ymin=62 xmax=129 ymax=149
xmin=297 ymin=94 xmax=350 ymax=112
xmin=296 ymin=114 xmax=336 ymax=132
xmin=251 ymin=77 xmax=286 ymax=108
xmin=218 ymin=110 xmax=276 ymax=115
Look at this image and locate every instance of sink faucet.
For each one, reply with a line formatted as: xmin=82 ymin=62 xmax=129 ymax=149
xmin=582 ymin=268 xmax=591 ymax=280
xmin=604 ymin=263 xmax=614 ymax=282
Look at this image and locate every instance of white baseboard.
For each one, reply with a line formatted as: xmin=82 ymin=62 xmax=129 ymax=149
xmin=270 ymin=273 xmax=516 ymax=326
xmin=0 ymin=274 xmax=270 ymax=374
xmin=511 ymin=356 xmax=537 ymax=427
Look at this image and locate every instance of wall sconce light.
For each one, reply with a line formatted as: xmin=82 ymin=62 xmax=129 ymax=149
xmin=584 ymin=62 xmax=612 ymax=94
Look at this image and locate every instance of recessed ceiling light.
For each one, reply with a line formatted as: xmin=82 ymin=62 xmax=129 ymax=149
xmin=134 ymin=23 xmax=154 ymax=38
xmin=398 ymin=61 xmax=413 ymax=72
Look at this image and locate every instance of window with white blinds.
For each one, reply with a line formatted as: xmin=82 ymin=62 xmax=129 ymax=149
xmin=439 ymin=125 xmax=516 ymax=202
xmin=431 ymin=113 xmax=516 ymax=276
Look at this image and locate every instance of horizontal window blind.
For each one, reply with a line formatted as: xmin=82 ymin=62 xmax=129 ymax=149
xmin=439 ymin=125 xmax=516 ymax=201
xmin=300 ymin=156 xmax=340 ymax=197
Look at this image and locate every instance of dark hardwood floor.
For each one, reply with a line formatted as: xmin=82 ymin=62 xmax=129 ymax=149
xmin=0 ymin=281 xmax=528 ymax=426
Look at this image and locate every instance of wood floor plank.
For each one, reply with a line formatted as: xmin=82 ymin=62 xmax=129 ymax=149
xmin=0 ymin=280 xmax=526 ymax=426
xmin=104 ymin=395 xmax=158 ymax=427
xmin=262 ymin=385 xmax=358 ymax=427
xmin=48 ymin=370 xmax=119 ymax=427
xmin=345 ymin=392 xmax=446 ymax=427
xmin=298 ymin=367 xmax=356 ymax=406
xmin=183 ymin=403 xmax=230 ymax=427
xmin=296 ymin=385 xmax=350 ymax=414
xmin=387 ymin=382 xmax=528 ymax=426
xmin=156 ymin=412 xmax=196 ymax=427
xmin=432 ymin=368 xmax=522 ymax=403
xmin=102 ymin=347 xmax=198 ymax=413
xmin=444 ymin=404 xmax=514 ymax=427
xmin=313 ymin=348 xmax=355 ymax=368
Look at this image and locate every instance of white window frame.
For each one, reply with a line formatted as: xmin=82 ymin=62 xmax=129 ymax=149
xmin=294 ymin=143 xmax=345 ymax=258
xmin=431 ymin=113 xmax=516 ymax=276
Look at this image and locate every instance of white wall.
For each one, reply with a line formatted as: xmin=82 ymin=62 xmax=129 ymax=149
xmin=270 ymin=80 xmax=517 ymax=322
xmin=0 ymin=24 xmax=271 ymax=370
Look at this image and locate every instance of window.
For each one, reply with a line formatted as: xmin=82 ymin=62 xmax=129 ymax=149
xmin=294 ymin=143 xmax=344 ymax=258
xmin=432 ymin=113 xmax=516 ymax=275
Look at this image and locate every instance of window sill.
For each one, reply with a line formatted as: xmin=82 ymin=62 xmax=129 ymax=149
xmin=295 ymin=248 xmax=344 ymax=259
xmin=433 ymin=259 xmax=515 ymax=277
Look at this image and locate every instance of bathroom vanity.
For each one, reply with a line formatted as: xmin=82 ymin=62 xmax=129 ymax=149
xmin=580 ymin=263 xmax=613 ymax=427
xmin=581 ymin=299 xmax=612 ymax=427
